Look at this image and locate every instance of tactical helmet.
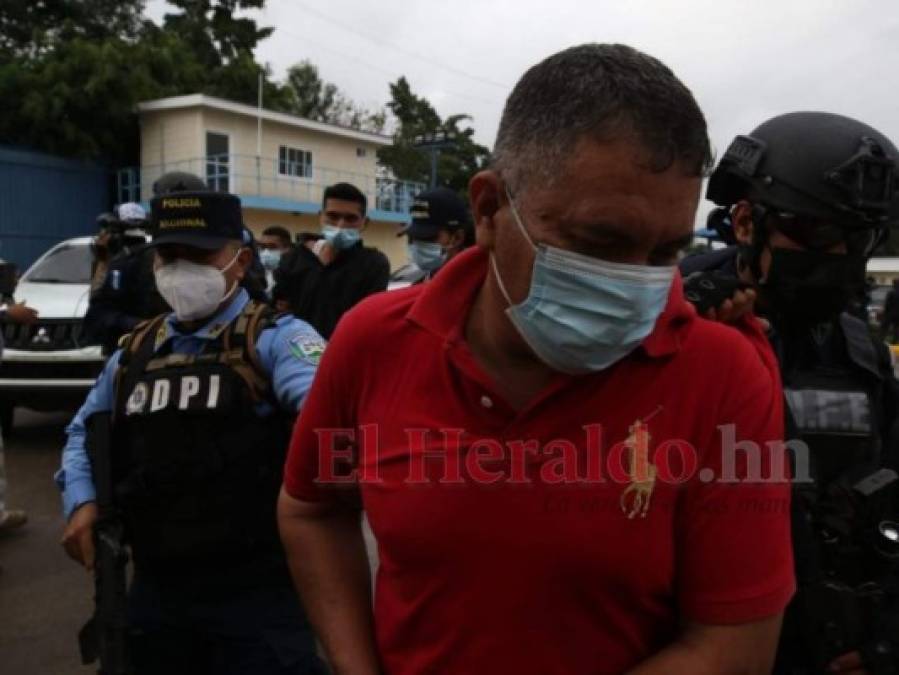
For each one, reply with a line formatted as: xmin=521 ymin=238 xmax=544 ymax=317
xmin=707 ymin=112 xmax=899 ymax=230
xmin=152 ymin=171 xmax=208 ymax=196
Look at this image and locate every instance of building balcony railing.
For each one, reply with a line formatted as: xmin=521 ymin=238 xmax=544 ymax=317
xmin=116 ymin=154 xmax=425 ymax=218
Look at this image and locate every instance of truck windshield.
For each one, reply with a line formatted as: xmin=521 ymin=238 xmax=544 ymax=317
xmin=26 ymin=243 xmax=92 ymax=284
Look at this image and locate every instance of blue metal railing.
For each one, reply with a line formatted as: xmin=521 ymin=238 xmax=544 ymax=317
xmin=117 ymin=154 xmax=424 ymax=216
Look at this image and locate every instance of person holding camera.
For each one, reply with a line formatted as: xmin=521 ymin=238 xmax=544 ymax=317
xmin=83 ymin=202 xmax=169 ymax=354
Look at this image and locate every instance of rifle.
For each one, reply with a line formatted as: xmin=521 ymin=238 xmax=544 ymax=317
xmin=79 ymin=412 xmax=130 ymax=675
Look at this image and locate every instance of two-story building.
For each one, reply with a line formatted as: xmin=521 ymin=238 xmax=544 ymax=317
xmin=118 ymin=93 xmax=424 ymax=269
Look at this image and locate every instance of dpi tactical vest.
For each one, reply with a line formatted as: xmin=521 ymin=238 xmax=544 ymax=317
xmin=110 ymin=301 xmax=292 ymax=573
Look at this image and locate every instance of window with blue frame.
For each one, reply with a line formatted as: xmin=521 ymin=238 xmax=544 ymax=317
xmin=206 ymin=131 xmax=230 ymax=192
xmin=278 ymin=146 xmax=313 ymax=179
xmin=117 ymin=168 xmax=141 ymax=203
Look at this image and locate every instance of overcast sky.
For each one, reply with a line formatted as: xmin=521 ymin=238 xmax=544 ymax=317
xmin=147 ymin=0 xmax=899 ymax=176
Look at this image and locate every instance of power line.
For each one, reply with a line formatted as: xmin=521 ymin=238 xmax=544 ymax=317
xmin=271 ymin=24 xmax=503 ymax=108
xmin=288 ymin=0 xmax=511 ymax=92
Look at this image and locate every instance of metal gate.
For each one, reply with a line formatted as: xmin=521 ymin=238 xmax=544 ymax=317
xmin=0 ymin=146 xmax=110 ymax=271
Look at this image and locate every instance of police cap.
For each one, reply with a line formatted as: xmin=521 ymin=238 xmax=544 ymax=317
xmin=399 ymin=187 xmax=471 ymax=240
xmin=150 ymin=191 xmax=243 ymax=250
xmin=152 ymin=171 xmax=209 ymax=196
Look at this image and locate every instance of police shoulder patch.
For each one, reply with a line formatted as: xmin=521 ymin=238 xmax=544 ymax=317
xmin=287 ymin=333 xmax=325 ymax=364
xmin=154 ymin=323 xmax=169 ymax=351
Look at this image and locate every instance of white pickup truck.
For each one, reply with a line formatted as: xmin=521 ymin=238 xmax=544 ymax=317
xmin=0 ymin=237 xmax=104 ymax=430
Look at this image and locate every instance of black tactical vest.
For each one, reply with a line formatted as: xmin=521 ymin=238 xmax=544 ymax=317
xmin=775 ymin=315 xmax=899 ymax=674
xmin=781 ymin=315 xmax=886 ymax=487
xmin=111 ymin=302 xmax=292 ymax=573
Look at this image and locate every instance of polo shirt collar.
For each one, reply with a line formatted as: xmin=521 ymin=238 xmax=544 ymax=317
xmin=406 ymin=246 xmax=692 ymax=359
xmin=158 ymin=287 xmax=250 ymax=346
xmin=639 ymin=273 xmax=691 ymax=357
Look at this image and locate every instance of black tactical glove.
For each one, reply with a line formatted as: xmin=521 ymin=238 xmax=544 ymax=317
xmin=683 ymin=270 xmax=751 ymax=315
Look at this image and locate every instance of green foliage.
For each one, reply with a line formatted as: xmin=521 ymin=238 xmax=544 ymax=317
xmin=280 ymin=60 xmax=386 ymax=134
xmin=284 ymin=61 xmax=338 ymax=120
xmin=161 ymin=0 xmax=271 ymax=68
xmin=0 ymin=0 xmax=485 ymax=189
xmin=0 ymin=0 xmax=277 ymax=164
xmin=10 ymin=38 xmax=147 ymax=161
xmin=378 ymin=76 xmax=490 ymax=193
xmin=0 ymin=0 xmax=146 ymax=57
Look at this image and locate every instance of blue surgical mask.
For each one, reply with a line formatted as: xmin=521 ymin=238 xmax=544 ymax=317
xmin=492 ymin=189 xmax=675 ymax=374
xmin=322 ymin=224 xmax=362 ymax=250
xmin=259 ymin=248 xmax=282 ymax=271
xmin=408 ymin=241 xmax=447 ymax=272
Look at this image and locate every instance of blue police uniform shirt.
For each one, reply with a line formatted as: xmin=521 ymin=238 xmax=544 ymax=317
xmin=55 ymin=288 xmax=324 ymax=520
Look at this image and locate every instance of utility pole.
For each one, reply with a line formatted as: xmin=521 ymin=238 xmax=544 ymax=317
xmin=256 ymin=71 xmax=263 ymax=196
xmin=413 ymin=131 xmax=454 ymax=188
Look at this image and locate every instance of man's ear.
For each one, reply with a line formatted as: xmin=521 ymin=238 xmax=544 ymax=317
xmin=235 ymin=246 xmax=253 ymax=280
xmin=448 ymin=228 xmax=466 ymax=250
xmin=361 ymin=217 xmax=370 ymax=232
xmin=469 ymin=170 xmax=504 ymax=250
xmin=731 ymin=200 xmax=755 ymax=246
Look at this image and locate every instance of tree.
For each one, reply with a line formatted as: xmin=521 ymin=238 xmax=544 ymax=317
xmin=161 ymin=0 xmax=271 ymax=68
xmin=0 ymin=0 xmax=288 ymax=164
xmin=282 ymin=60 xmax=386 ymax=133
xmin=0 ymin=1 xmax=477 ymax=185
xmin=0 ymin=33 xmax=165 ymax=164
xmin=0 ymin=0 xmax=145 ymax=57
xmin=284 ymin=61 xmax=338 ymax=120
xmin=378 ymin=76 xmax=489 ymax=193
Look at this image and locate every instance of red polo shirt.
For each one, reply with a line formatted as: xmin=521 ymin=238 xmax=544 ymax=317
xmin=284 ymin=247 xmax=795 ymax=675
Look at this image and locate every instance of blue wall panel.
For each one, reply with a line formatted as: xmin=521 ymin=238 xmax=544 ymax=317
xmin=0 ymin=146 xmax=109 ymax=271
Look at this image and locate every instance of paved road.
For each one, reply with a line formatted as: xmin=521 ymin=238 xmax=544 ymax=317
xmin=0 ymin=409 xmax=380 ymax=674
xmin=0 ymin=409 xmax=94 ymax=675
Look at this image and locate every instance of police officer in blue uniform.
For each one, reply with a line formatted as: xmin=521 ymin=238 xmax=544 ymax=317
xmin=85 ymin=173 xmax=271 ymax=355
xmin=56 ymin=190 xmax=327 ymax=674
xmin=681 ymin=112 xmax=899 ymax=675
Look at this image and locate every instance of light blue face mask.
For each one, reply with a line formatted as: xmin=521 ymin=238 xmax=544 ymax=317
xmin=492 ymin=189 xmax=676 ymax=374
xmin=408 ymin=240 xmax=447 ymax=272
xmin=322 ymin=224 xmax=362 ymax=250
xmin=259 ymin=248 xmax=282 ymax=271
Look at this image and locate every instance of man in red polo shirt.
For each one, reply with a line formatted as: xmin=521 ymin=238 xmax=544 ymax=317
xmin=278 ymin=43 xmax=795 ymax=675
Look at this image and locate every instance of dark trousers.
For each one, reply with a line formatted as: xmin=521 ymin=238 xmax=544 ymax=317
xmin=127 ymin=568 xmax=326 ymax=675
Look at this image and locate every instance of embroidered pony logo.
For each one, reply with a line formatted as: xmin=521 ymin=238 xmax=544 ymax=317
xmin=619 ymin=407 xmax=662 ymax=519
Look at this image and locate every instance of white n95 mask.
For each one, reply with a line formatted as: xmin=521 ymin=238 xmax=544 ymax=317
xmin=154 ymin=251 xmax=240 ymax=322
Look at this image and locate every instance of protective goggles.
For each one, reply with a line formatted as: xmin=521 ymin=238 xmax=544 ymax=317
xmin=767 ymin=210 xmax=880 ymax=255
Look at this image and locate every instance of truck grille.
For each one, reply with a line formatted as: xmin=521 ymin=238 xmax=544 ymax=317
xmin=2 ymin=319 xmax=91 ymax=351
xmin=0 ymin=360 xmax=103 ymax=380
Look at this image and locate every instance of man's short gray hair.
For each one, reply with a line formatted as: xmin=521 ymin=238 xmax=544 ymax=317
xmin=493 ymin=43 xmax=713 ymax=192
